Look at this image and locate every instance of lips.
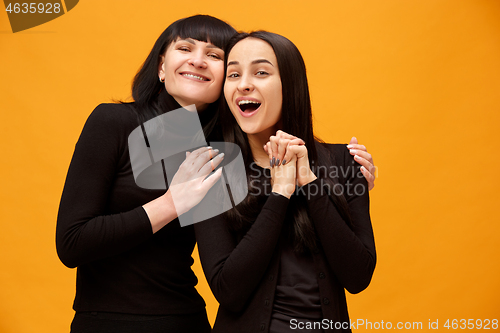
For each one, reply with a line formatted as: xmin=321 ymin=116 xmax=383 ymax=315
xmin=236 ymin=97 xmax=261 ymax=117
xmin=180 ymin=71 xmax=210 ymax=82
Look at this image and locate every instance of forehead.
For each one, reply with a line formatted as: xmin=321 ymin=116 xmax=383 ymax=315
xmin=227 ymin=38 xmax=277 ymax=64
xmin=171 ymin=37 xmax=222 ymax=50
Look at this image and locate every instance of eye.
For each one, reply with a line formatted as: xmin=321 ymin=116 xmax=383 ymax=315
xmin=227 ymin=73 xmax=240 ymax=78
xmin=209 ymin=53 xmax=223 ymax=60
xmin=177 ymin=46 xmax=190 ymax=52
xmin=256 ymin=71 xmax=269 ymax=76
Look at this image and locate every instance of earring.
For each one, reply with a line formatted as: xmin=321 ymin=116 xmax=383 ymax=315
xmin=159 ymin=77 xmax=165 ymax=83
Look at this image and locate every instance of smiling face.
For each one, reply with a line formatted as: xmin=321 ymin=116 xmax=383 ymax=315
xmin=159 ymin=38 xmax=225 ymax=111
xmin=224 ymin=38 xmax=283 ymax=136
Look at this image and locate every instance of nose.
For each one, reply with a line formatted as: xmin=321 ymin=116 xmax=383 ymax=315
xmin=188 ymin=50 xmax=207 ymax=69
xmin=237 ymin=75 xmax=254 ymax=93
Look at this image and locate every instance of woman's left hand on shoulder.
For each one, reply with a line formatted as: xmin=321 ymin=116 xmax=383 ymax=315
xmin=347 ymin=136 xmax=376 ymax=191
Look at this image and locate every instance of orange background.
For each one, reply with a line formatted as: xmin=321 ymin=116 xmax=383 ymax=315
xmin=1 ymin=0 xmax=499 ymax=332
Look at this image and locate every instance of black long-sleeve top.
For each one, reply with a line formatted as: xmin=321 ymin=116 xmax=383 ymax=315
xmin=56 ymin=103 xmax=206 ymax=314
xmin=194 ymin=144 xmax=376 ymax=332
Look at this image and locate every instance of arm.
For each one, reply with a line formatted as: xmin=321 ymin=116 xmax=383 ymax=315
xmin=56 ymin=105 xmax=224 ymax=268
xmin=303 ymin=145 xmax=376 ymax=294
xmin=194 ymin=193 xmax=289 ymax=312
xmin=56 ymin=105 xmax=153 ymax=268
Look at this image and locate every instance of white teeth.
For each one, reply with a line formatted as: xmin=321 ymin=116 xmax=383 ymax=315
xmin=182 ymin=73 xmax=207 ymax=81
xmin=238 ymin=100 xmax=261 ymax=106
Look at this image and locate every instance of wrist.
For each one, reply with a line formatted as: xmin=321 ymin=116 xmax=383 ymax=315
xmin=272 ymin=183 xmax=295 ymax=199
xmin=298 ymin=172 xmax=317 ymax=187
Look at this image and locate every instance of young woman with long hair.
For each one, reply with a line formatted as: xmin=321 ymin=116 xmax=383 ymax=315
xmin=195 ymin=31 xmax=376 ymax=333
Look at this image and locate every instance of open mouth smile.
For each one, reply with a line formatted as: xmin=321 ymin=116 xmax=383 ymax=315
xmin=237 ymin=98 xmax=261 ymax=117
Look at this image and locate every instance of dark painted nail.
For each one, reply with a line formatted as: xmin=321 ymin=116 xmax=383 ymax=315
xmin=282 ymin=159 xmax=286 ymax=165
xmin=276 ymin=159 xmax=280 ymax=166
xmin=270 ymin=159 xmax=273 ymax=167
xmin=272 ymin=157 xmax=276 ymax=167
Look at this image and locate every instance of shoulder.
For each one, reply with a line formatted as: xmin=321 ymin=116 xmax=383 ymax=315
xmin=87 ymin=103 xmax=138 ymax=126
xmin=315 ymin=142 xmax=363 ymax=188
xmin=315 ymin=142 xmax=352 ymax=167
xmin=83 ymin=103 xmax=140 ymax=136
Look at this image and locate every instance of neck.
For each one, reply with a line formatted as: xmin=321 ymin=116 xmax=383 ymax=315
xmin=174 ymin=97 xmax=209 ymax=113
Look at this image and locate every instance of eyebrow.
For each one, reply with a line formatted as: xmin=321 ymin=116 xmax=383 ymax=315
xmin=227 ymin=59 xmax=274 ymax=67
xmin=178 ymin=38 xmax=220 ymax=49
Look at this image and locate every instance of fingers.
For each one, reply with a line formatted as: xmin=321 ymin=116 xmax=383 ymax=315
xmin=199 ymin=152 xmax=225 ymax=177
xmin=186 ymin=146 xmax=219 ymax=173
xmin=349 ymin=149 xmax=373 ymax=165
xmin=200 ymin=167 xmax=223 ymax=190
xmin=267 ymin=133 xmax=305 ymax=167
xmin=269 ymin=135 xmax=289 ymax=166
xmin=269 ymin=136 xmax=279 ymax=166
xmin=183 ymin=146 xmax=211 ymax=165
xmin=346 ymin=144 xmax=367 ymax=152
xmin=265 ymin=141 xmax=273 ymax=167
xmin=276 ymin=130 xmax=305 ymax=144
xmin=287 ymin=144 xmax=308 ymax=159
xmin=349 ymin=147 xmax=376 ymax=191
xmin=276 ymin=139 xmax=287 ymax=166
xmin=270 ymin=137 xmax=292 ymax=166
xmin=360 ymin=165 xmax=375 ymax=191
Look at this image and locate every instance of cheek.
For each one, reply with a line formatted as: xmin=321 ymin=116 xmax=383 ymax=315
xmin=212 ymin=63 xmax=225 ymax=83
xmin=269 ymin=82 xmax=283 ymax=120
xmin=223 ymin=83 xmax=233 ymax=104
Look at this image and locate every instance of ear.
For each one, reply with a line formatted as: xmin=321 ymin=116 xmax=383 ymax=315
xmin=158 ymin=55 xmax=165 ymax=81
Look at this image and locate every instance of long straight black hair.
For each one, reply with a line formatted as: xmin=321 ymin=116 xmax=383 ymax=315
xmin=220 ymin=31 xmax=353 ymax=253
xmin=126 ymin=15 xmax=236 ymax=139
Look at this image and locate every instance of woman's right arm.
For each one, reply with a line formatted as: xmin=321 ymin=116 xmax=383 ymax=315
xmin=195 ymin=156 xmax=296 ymax=312
xmin=56 ymin=104 xmax=221 ymax=268
xmin=56 ymin=105 xmax=153 ymax=268
xmin=194 ymin=192 xmax=289 ymax=313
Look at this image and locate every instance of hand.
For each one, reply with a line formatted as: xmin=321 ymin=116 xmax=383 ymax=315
xmin=269 ymin=152 xmax=297 ymax=199
xmin=264 ymin=130 xmax=304 ymax=167
xmin=347 ymin=137 xmax=376 ymax=191
xmin=168 ymin=146 xmax=224 ymax=215
xmin=264 ymin=130 xmax=316 ymax=187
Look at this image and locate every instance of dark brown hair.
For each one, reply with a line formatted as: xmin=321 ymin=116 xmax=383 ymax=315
xmin=220 ymin=31 xmax=353 ymax=253
xmin=126 ymin=15 xmax=236 ymax=138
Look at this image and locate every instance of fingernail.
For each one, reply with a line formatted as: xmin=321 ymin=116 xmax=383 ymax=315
xmin=270 ymin=159 xmax=273 ymax=167
xmin=354 ymin=155 xmax=360 ymax=160
xmin=263 ymin=145 xmax=267 ymax=149
xmin=213 ymin=149 xmax=219 ymax=154
xmin=219 ymin=153 xmax=224 ymax=158
xmin=346 ymin=145 xmax=353 ymax=149
xmin=272 ymin=157 xmax=276 ymax=167
xmin=361 ymin=166 xmax=366 ymax=172
xmin=350 ymin=149 xmax=357 ymax=154
xmin=207 ymin=146 xmax=212 ymax=149
xmin=282 ymin=159 xmax=286 ymax=165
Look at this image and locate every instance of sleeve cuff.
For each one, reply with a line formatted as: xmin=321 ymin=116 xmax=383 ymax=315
xmin=263 ymin=192 xmax=290 ymax=213
xmin=300 ymin=177 xmax=328 ymax=202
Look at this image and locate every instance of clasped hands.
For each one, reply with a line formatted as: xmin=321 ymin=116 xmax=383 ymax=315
xmin=264 ymin=130 xmax=376 ymax=199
